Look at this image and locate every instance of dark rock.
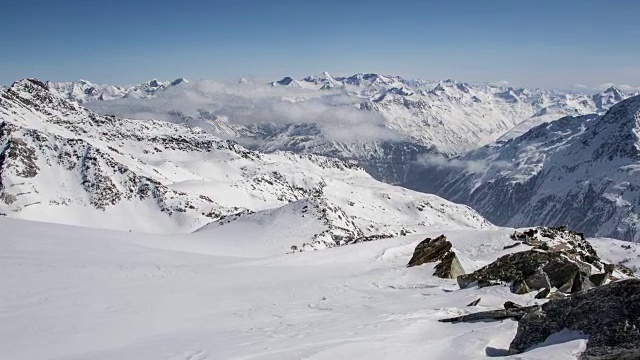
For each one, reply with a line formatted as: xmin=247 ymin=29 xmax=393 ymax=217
xmin=467 ymin=298 xmax=481 ymax=307
xmin=570 ymin=272 xmax=595 ymax=293
xmin=508 ymin=279 xmax=640 ymax=358
xmin=458 ymin=250 xmax=583 ymax=294
xmin=589 ymin=272 xmax=609 ymax=286
xmin=477 ymin=279 xmax=502 ymax=288
xmin=545 ymin=261 xmax=581 ymax=290
xmin=407 ymin=235 xmax=451 ymax=267
xmin=439 ymin=305 xmax=539 ymax=323
xmin=503 ymin=242 xmax=522 ymax=250
xmin=434 ymin=251 xmax=465 ymax=279
xmin=407 ymin=235 xmax=466 ymax=279
xmin=511 ymin=279 xmax=531 ymax=294
xmin=524 ymin=267 xmax=552 ymax=290
xmin=535 ymin=288 xmax=550 ymax=299
xmin=503 ymin=301 xmax=523 ymax=310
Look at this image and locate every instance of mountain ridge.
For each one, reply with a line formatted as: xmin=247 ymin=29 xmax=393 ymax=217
xmin=0 ymin=78 xmax=490 ymax=250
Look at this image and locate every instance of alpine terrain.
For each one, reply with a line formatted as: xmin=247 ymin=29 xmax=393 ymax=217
xmin=0 ymin=78 xmax=489 ymax=252
xmin=413 ymin=94 xmax=640 ymax=242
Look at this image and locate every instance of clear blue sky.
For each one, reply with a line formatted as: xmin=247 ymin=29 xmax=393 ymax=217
xmin=2 ymin=0 xmax=639 ymax=89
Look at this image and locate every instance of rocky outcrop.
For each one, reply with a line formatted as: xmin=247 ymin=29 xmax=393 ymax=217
xmin=407 ymin=235 xmax=465 ymax=279
xmin=457 ymin=227 xmax=616 ymax=295
xmin=439 ymin=302 xmax=538 ymax=323
xmin=508 ymin=279 xmax=640 ymax=359
xmin=407 ymin=235 xmax=451 ymax=267
xmin=434 ymin=251 xmax=465 ymax=279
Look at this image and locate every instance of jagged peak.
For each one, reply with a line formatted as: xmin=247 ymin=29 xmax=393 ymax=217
xmin=10 ymin=78 xmax=48 ymax=92
xmin=271 ymin=76 xmax=301 ymax=87
xmin=148 ymin=79 xmax=162 ymax=87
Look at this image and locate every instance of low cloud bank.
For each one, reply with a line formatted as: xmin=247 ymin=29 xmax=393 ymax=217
xmin=416 ymin=153 xmax=513 ymax=173
xmin=86 ymin=80 xmax=403 ymax=143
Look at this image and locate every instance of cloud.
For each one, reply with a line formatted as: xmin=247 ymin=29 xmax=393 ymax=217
xmin=86 ymin=80 xmax=403 ymax=143
xmin=415 ymin=153 xmax=512 ymax=173
xmin=489 ymin=80 xmax=509 ymax=87
xmin=573 ymin=84 xmax=588 ymax=89
xmin=597 ymin=83 xmax=640 ymax=92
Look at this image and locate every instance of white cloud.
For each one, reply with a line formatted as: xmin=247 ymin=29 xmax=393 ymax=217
xmin=489 ymin=80 xmax=509 ymax=87
xmin=415 ymin=153 xmax=512 ymax=173
xmin=597 ymin=83 xmax=640 ymax=92
xmin=86 ymin=80 xmax=403 ymax=143
xmin=573 ymin=84 xmax=588 ymax=89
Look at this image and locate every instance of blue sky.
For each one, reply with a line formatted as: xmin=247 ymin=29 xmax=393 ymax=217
xmin=2 ymin=0 xmax=639 ymax=89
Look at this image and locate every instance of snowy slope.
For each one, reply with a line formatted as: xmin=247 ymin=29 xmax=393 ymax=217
xmin=2 ymin=217 xmax=638 ymax=360
xmin=0 ymin=78 xmax=489 ymax=249
xmin=412 ymin=94 xmax=640 ymax=241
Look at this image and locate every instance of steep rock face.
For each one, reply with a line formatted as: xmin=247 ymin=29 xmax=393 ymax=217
xmin=508 ymin=279 xmax=640 ymax=359
xmin=0 ymin=78 xmax=491 ymax=246
xmin=414 ymin=95 xmax=640 ymax=241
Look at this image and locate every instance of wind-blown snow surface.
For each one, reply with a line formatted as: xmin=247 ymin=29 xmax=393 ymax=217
xmin=5 ymin=218 xmax=639 ymax=360
xmin=412 ymin=94 xmax=640 ymax=242
xmin=0 ymin=79 xmax=489 ymax=251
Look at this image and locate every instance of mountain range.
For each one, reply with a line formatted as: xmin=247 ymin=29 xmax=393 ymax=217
xmin=0 ymin=78 xmax=488 ymax=253
xmin=6 ymin=72 xmax=640 ymax=242
xmin=412 ymin=95 xmax=640 ymax=241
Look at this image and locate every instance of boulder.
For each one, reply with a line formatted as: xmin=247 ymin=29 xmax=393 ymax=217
xmin=407 ymin=235 xmax=466 ymax=279
xmin=508 ymin=279 xmax=640 ymax=359
xmin=434 ymin=251 xmax=465 ymax=279
xmin=407 ymin=235 xmax=451 ymax=267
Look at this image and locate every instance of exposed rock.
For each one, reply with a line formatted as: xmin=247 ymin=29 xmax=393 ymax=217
xmin=434 ymin=251 xmax=465 ymax=279
xmin=439 ymin=305 xmax=539 ymax=323
xmin=535 ymin=288 xmax=550 ymax=299
xmin=503 ymin=301 xmax=523 ymax=310
xmin=457 ymin=227 xmax=621 ymax=295
xmin=503 ymin=242 xmax=522 ymax=250
xmin=407 ymin=235 xmax=450 ymax=267
xmin=589 ymin=272 xmax=608 ymax=286
xmin=467 ymin=298 xmax=481 ymax=307
xmin=508 ymin=279 xmax=640 ymax=359
xmin=407 ymin=234 xmax=466 ymax=279
xmin=458 ymin=250 xmax=582 ymax=294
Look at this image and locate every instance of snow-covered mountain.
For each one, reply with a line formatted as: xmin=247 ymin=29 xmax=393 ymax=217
xmin=411 ymin=94 xmax=640 ymax=241
xmin=50 ymin=74 xmax=631 ymax=187
xmin=48 ymin=77 xmax=189 ymax=103
xmin=0 ymin=78 xmax=489 ymax=251
xmin=267 ymin=73 xmax=628 ymax=154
